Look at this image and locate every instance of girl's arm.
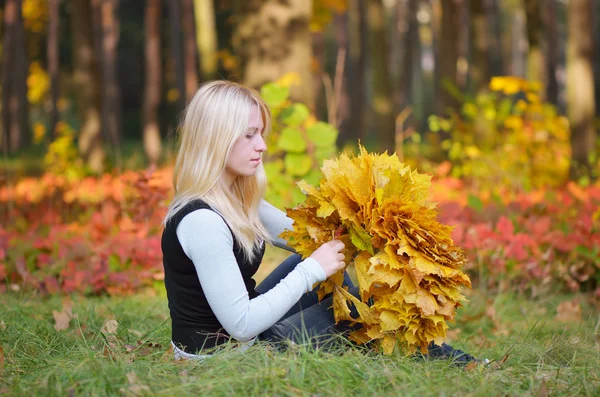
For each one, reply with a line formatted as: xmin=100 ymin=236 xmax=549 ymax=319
xmin=176 ymin=209 xmax=325 ymax=342
xmin=259 ymin=200 xmax=295 ymax=252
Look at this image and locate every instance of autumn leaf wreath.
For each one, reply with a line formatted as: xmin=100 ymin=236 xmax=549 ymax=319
xmin=280 ymin=146 xmax=471 ymax=355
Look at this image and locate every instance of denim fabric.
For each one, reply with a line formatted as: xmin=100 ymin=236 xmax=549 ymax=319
xmin=256 ymin=254 xmax=357 ymax=349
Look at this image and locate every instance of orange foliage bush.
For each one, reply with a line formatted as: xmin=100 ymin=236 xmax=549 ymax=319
xmin=1 ymin=166 xmax=599 ymax=298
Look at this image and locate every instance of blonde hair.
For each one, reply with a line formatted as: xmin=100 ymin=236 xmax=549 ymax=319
xmin=164 ymin=80 xmax=272 ymax=261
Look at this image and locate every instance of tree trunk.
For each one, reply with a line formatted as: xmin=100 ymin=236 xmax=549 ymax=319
xmin=182 ymin=0 xmax=199 ymax=102
xmin=488 ymin=0 xmax=504 ymax=77
xmin=100 ymin=0 xmax=121 ymax=150
xmin=143 ymin=0 xmax=163 ymax=165
xmin=393 ymin=0 xmax=409 ymax=116
xmin=48 ymin=0 xmax=61 ymax=139
xmin=546 ymin=0 xmax=559 ymax=106
xmin=524 ymin=0 xmax=546 ymax=98
xmin=72 ymin=0 xmax=104 ymax=172
xmin=510 ymin=4 xmax=527 ymax=77
xmin=567 ymin=0 xmax=597 ymax=179
xmin=193 ymin=0 xmax=218 ymax=80
xmin=168 ymin=0 xmax=186 ymax=111
xmin=400 ymin=0 xmax=419 ymax=124
xmin=367 ymin=0 xmax=394 ymax=152
xmin=1 ymin=0 xmax=29 ymax=154
xmin=340 ymin=0 xmax=366 ymax=142
xmin=336 ymin=2 xmax=363 ymax=143
xmin=436 ymin=0 xmax=460 ymax=114
xmin=469 ymin=0 xmax=490 ymax=93
xmin=594 ymin=0 xmax=600 ymax=115
xmin=233 ymin=0 xmax=314 ymax=108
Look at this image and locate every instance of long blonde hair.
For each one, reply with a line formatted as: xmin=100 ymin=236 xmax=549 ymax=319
xmin=164 ymin=80 xmax=272 ymax=261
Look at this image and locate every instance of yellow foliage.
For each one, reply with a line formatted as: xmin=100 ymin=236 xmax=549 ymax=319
xmin=27 ymin=62 xmax=50 ymax=105
xmin=44 ymin=122 xmax=86 ymax=181
xmin=22 ymin=0 xmax=48 ymax=33
xmin=276 ymin=72 xmax=302 ymax=88
xmin=435 ymin=76 xmax=572 ymax=192
xmin=281 ymin=146 xmax=470 ymax=354
xmin=311 ymin=0 xmax=348 ymax=32
xmin=33 ymin=122 xmax=46 ymax=144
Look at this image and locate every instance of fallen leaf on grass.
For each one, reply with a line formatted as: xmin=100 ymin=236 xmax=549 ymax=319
xmin=464 ymin=361 xmax=479 ymax=371
xmin=121 ymin=371 xmax=150 ymax=396
xmin=445 ymin=328 xmax=462 ymax=342
xmin=0 ymin=321 xmax=5 ymax=331
xmin=101 ymin=319 xmax=120 ymax=351
xmin=101 ymin=319 xmax=119 ymax=335
xmin=53 ymin=299 xmax=75 ymax=331
xmin=537 ymin=379 xmax=548 ymax=397
xmin=555 ymin=300 xmax=582 ymax=323
xmin=491 ymin=353 xmax=510 ymax=370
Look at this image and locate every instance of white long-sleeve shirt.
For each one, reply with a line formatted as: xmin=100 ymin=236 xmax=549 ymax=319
xmin=175 ymin=200 xmax=326 ymax=342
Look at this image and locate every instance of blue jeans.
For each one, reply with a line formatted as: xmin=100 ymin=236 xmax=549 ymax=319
xmin=256 ymin=254 xmax=358 ymax=349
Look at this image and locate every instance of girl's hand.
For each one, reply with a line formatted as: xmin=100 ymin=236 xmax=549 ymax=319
xmin=309 ymin=240 xmax=346 ymax=278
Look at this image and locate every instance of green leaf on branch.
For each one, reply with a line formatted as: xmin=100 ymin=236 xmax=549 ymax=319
xmin=277 ymin=127 xmax=307 ymax=153
xmin=307 ymin=122 xmax=338 ymax=148
xmin=292 ymin=187 xmax=306 ymax=205
xmin=303 ymin=169 xmax=323 ymax=186
xmin=261 ymin=83 xmax=289 ymax=108
xmin=281 ymin=103 xmax=310 ymax=126
xmin=285 ymin=153 xmax=313 ymax=176
xmin=315 ymin=147 xmax=335 ymax=164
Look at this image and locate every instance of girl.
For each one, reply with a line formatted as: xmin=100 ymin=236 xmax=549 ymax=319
xmin=161 ymin=80 xmax=477 ymax=364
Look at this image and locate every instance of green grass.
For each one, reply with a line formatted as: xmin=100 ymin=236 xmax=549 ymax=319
xmin=0 ymin=288 xmax=599 ymax=396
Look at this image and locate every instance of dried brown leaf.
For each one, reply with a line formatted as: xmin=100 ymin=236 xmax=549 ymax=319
xmin=556 ymin=300 xmax=582 ymax=323
xmin=52 ymin=299 xmax=74 ymax=331
xmin=121 ymin=371 xmax=150 ymax=396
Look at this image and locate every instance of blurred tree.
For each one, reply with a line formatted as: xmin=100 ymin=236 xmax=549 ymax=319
xmin=1 ymin=0 xmax=30 ymax=154
xmin=488 ymin=0 xmax=504 ymax=77
xmin=545 ymin=0 xmax=559 ymax=106
xmin=71 ymin=0 xmax=104 ymax=172
xmin=143 ymin=0 xmax=162 ymax=165
xmin=233 ymin=0 xmax=314 ymax=108
xmin=567 ymin=0 xmax=597 ymax=179
xmin=436 ymin=0 xmax=460 ymax=114
xmin=338 ymin=0 xmax=365 ymax=142
xmin=193 ymin=0 xmax=218 ymax=80
xmin=400 ymin=0 xmax=419 ymax=127
xmin=468 ymin=0 xmax=490 ymax=94
xmin=594 ymin=0 xmax=600 ymax=115
xmin=168 ymin=0 xmax=186 ymax=111
xmin=95 ymin=0 xmax=122 ymax=158
xmin=182 ymin=0 xmax=199 ymax=102
xmin=367 ymin=0 xmax=394 ymax=152
xmin=48 ymin=0 xmax=61 ymax=139
xmin=524 ymin=0 xmax=546 ymax=98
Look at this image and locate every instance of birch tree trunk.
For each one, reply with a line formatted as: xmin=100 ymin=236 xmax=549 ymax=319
xmin=567 ymin=0 xmax=597 ymax=179
xmin=193 ymin=0 xmax=218 ymax=80
xmin=72 ymin=0 xmax=104 ymax=172
xmin=525 ymin=0 xmax=546 ymax=98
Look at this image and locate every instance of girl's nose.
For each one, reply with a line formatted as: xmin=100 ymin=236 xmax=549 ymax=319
xmin=256 ymin=135 xmax=267 ymax=152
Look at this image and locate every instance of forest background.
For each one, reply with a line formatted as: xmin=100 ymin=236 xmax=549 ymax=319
xmin=0 ymin=0 xmax=599 ymax=394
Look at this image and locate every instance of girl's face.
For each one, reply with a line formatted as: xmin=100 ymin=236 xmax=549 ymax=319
xmin=223 ymin=105 xmax=267 ymax=186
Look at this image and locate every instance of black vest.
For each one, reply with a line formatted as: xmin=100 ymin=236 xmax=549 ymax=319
xmin=161 ymin=200 xmax=265 ymax=353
